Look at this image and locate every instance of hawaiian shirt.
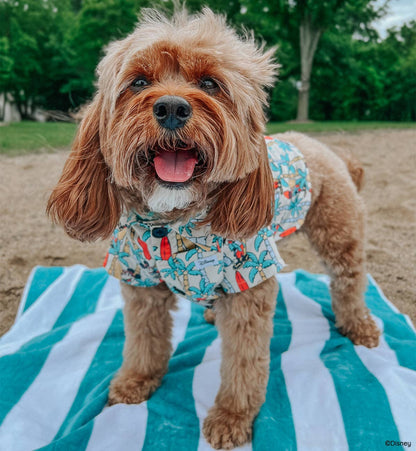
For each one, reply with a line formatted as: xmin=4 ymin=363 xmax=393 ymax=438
xmin=104 ymin=136 xmax=312 ymax=307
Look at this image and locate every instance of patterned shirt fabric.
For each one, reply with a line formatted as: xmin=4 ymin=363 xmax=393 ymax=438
xmin=104 ymin=136 xmax=312 ymax=307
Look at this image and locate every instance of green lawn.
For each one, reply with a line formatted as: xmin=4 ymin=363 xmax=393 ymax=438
xmin=0 ymin=120 xmax=414 ymax=155
xmin=0 ymin=122 xmax=77 ymax=156
xmin=266 ymin=121 xmax=416 ymax=134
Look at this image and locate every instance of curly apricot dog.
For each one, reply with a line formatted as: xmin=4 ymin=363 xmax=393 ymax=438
xmin=47 ymin=8 xmax=380 ymax=449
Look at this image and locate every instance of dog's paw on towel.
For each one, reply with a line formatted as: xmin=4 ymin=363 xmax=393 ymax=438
xmin=203 ymin=406 xmax=253 ymax=450
xmin=108 ymin=369 xmax=162 ymax=405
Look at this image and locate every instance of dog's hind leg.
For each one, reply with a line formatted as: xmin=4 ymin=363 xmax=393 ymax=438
xmin=203 ymin=277 xmax=278 ymax=449
xmin=301 ymin=142 xmax=380 ymax=348
xmin=108 ymin=282 xmax=176 ymax=405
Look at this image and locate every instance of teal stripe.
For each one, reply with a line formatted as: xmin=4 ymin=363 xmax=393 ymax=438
xmin=0 ymin=326 xmax=69 ymax=425
xmin=53 ymin=269 xmax=108 ymax=328
xmin=0 ymin=268 xmax=107 ymax=427
xmin=365 ymin=278 xmax=416 ymax=370
xmin=23 ymin=266 xmax=64 ymax=313
xmin=52 ymin=310 xmax=124 ymax=443
xmin=254 ymin=285 xmax=297 ymax=451
xmin=295 ymin=271 xmax=402 ymax=451
xmin=143 ymin=303 xmax=218 ymax=451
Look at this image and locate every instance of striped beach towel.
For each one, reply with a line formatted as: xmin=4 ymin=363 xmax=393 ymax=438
xmin=0 ymin=265 xmax=415 ymax=451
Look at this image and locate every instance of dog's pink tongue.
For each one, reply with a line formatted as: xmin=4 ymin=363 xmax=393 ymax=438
xmin=154 ymin=149 xmax=197 ymax=182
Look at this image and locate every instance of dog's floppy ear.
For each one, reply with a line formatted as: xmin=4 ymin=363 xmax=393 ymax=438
xmin=47 ymin=95 xmax=121 ymax=242
xmin=206 ymin=139 xmax=274 ymax=240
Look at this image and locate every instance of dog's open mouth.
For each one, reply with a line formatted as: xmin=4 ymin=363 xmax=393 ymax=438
xmin=152 ymin=141 xmax=200 ymax=183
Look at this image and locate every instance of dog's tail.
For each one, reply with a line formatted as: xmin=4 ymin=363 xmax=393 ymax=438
xmin=338 ymin=151 xmax=365 ymax=192
xmin=330 ymin=146 xmax=364 ymax=191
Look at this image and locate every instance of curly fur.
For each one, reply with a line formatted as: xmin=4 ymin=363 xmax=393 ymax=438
xmin=47 ymin=8 xmax=380 ymax=449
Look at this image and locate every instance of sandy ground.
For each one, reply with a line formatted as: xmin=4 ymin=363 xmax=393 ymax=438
xmin=0 ymin=129 xmax=415 ymax=336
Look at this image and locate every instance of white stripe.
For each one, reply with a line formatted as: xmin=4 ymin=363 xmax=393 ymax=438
xmin=170 ymin=296 xmax=191 ymax=354
xmin=355 ymin=336 xmax=416 ymax=444
xmin=278 ymin=273 xmax=349 ymax=451
xmin=86 ymin=295 xmax=191 ymax=451
xmin=96 ymin=275 xmax=124 ymax=312
xmin=316 ymin=273 xmax=330 ymax=284
xmin=86 ymin=404 xmax=149 ymax=451
xmin=0 ymin=266 xmax=86 ymax=356
xmin=15 ymin=266 xmax=37 ymax=322
xmin=315 ymin=273 xmax=416 ymax=442
xmin=193 ymin=337 xmax=252 ymax=451
xmin=0 ymin=308 xmax=116 ymax=451
xmin=194 ymin=337 xmax=222 ymax=451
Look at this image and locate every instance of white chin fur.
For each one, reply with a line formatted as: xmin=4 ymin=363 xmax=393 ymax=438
xmin=147 ymin=183 xmax=194 ymax=213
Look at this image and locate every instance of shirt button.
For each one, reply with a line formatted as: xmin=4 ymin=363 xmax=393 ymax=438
xmin=152 ymin=227 xmax=169 ymax=238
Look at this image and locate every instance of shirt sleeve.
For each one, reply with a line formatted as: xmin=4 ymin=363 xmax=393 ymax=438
xmin=104 ymin=221 xmax=161 ymax=288
xmin=221 ymin=231 xmax=285 ymax=294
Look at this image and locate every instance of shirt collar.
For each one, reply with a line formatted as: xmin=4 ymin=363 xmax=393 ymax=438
xmin=131 ymin=209 xmax=221 ymax=251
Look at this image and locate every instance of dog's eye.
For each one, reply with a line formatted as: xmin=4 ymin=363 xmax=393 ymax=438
xmin=131 ymin=76 xmax=150 ymax=91
xmin=199 ymin=77 xmax=219 ymax=93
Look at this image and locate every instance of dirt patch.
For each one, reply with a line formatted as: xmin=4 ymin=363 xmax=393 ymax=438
xmin=1 ymin=129 xmax=415 ymax=335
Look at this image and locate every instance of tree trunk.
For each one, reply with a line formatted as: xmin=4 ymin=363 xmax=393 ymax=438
xmin=0 ymin=93 xmax=5 ymax=121
xmin=296 ymin=15 xmax=322 ymax=122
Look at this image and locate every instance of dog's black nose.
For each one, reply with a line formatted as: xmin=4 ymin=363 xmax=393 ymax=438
xmin=153 ymin=96 xmax=192 ymax=130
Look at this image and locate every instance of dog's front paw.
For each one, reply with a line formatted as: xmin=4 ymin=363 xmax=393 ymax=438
xmin=108 ymin=370 xmax=161 ymax=405
xmin=339 ymin=316 xmax=380 ymax=348
xmin=203 ymin=407 xmax=252 ymax=450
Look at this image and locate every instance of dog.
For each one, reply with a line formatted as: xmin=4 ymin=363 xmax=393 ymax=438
xmin=47 ymin=8 xmax=380 ymax=449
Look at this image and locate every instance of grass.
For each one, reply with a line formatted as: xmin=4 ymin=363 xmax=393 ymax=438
xmin=0 ymin=121 xmax=77 ymax=156
xmin=266 ymin=121 xmax=416 ymax=134
xmin=0 ymin=120 xmax=414 ymax=155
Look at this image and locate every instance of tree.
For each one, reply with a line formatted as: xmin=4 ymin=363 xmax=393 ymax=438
xmin=291 ymin=0 xmax=385 ymax=121
xmin=310 ymin=19 xmax=416 ymax=121
xmin=61 ymin=0 xmax=139 ymax=105
xmin=1 ymin=0 xmax=413 ymax=122
xmin=379 ymin=21 xmax=416 ymax=121
xmin=0 ymin=0 xmax=74 ymax=117
xmin=238 ymin=0 xmax=385 ymax=121
xmin=0 ymin=37 xmax=13 ymax=120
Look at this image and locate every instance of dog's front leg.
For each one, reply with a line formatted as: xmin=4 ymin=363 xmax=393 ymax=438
xmin=108 ymin=282 xmax=176 ymax=405
xmin=203 ymin=277 xmax=278 ymax=449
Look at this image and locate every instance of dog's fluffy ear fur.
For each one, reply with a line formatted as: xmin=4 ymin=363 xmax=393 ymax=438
xmin=47 ymin=96 xmax=121 ymax=242
xmin=206 ymin=138 xmax=274 ymax=240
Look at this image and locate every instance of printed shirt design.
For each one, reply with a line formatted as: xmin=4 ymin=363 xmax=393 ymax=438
xmin=104 ymin=136 xmax=312 ymax=307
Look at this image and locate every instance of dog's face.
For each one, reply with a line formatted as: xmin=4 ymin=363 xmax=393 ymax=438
xmin=47 ymin=8 xmax=278 ymax=241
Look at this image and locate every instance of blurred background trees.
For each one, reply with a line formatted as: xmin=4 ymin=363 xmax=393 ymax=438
xmin=0 ymin=0 xmax=414 ymax=122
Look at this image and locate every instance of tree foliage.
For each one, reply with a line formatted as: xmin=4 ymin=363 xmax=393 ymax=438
xmin=0 ymin=0 xmax=74 ymax=117
xmin=311 ymin=20 xmax=416 ymax=121
xmin=61 ymin=0 xmax=140 ymax=105
xmin=0 ymin=37 xmax=13 ymax=93
xmin=0 ymin=0 xmax=414 ymax=121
